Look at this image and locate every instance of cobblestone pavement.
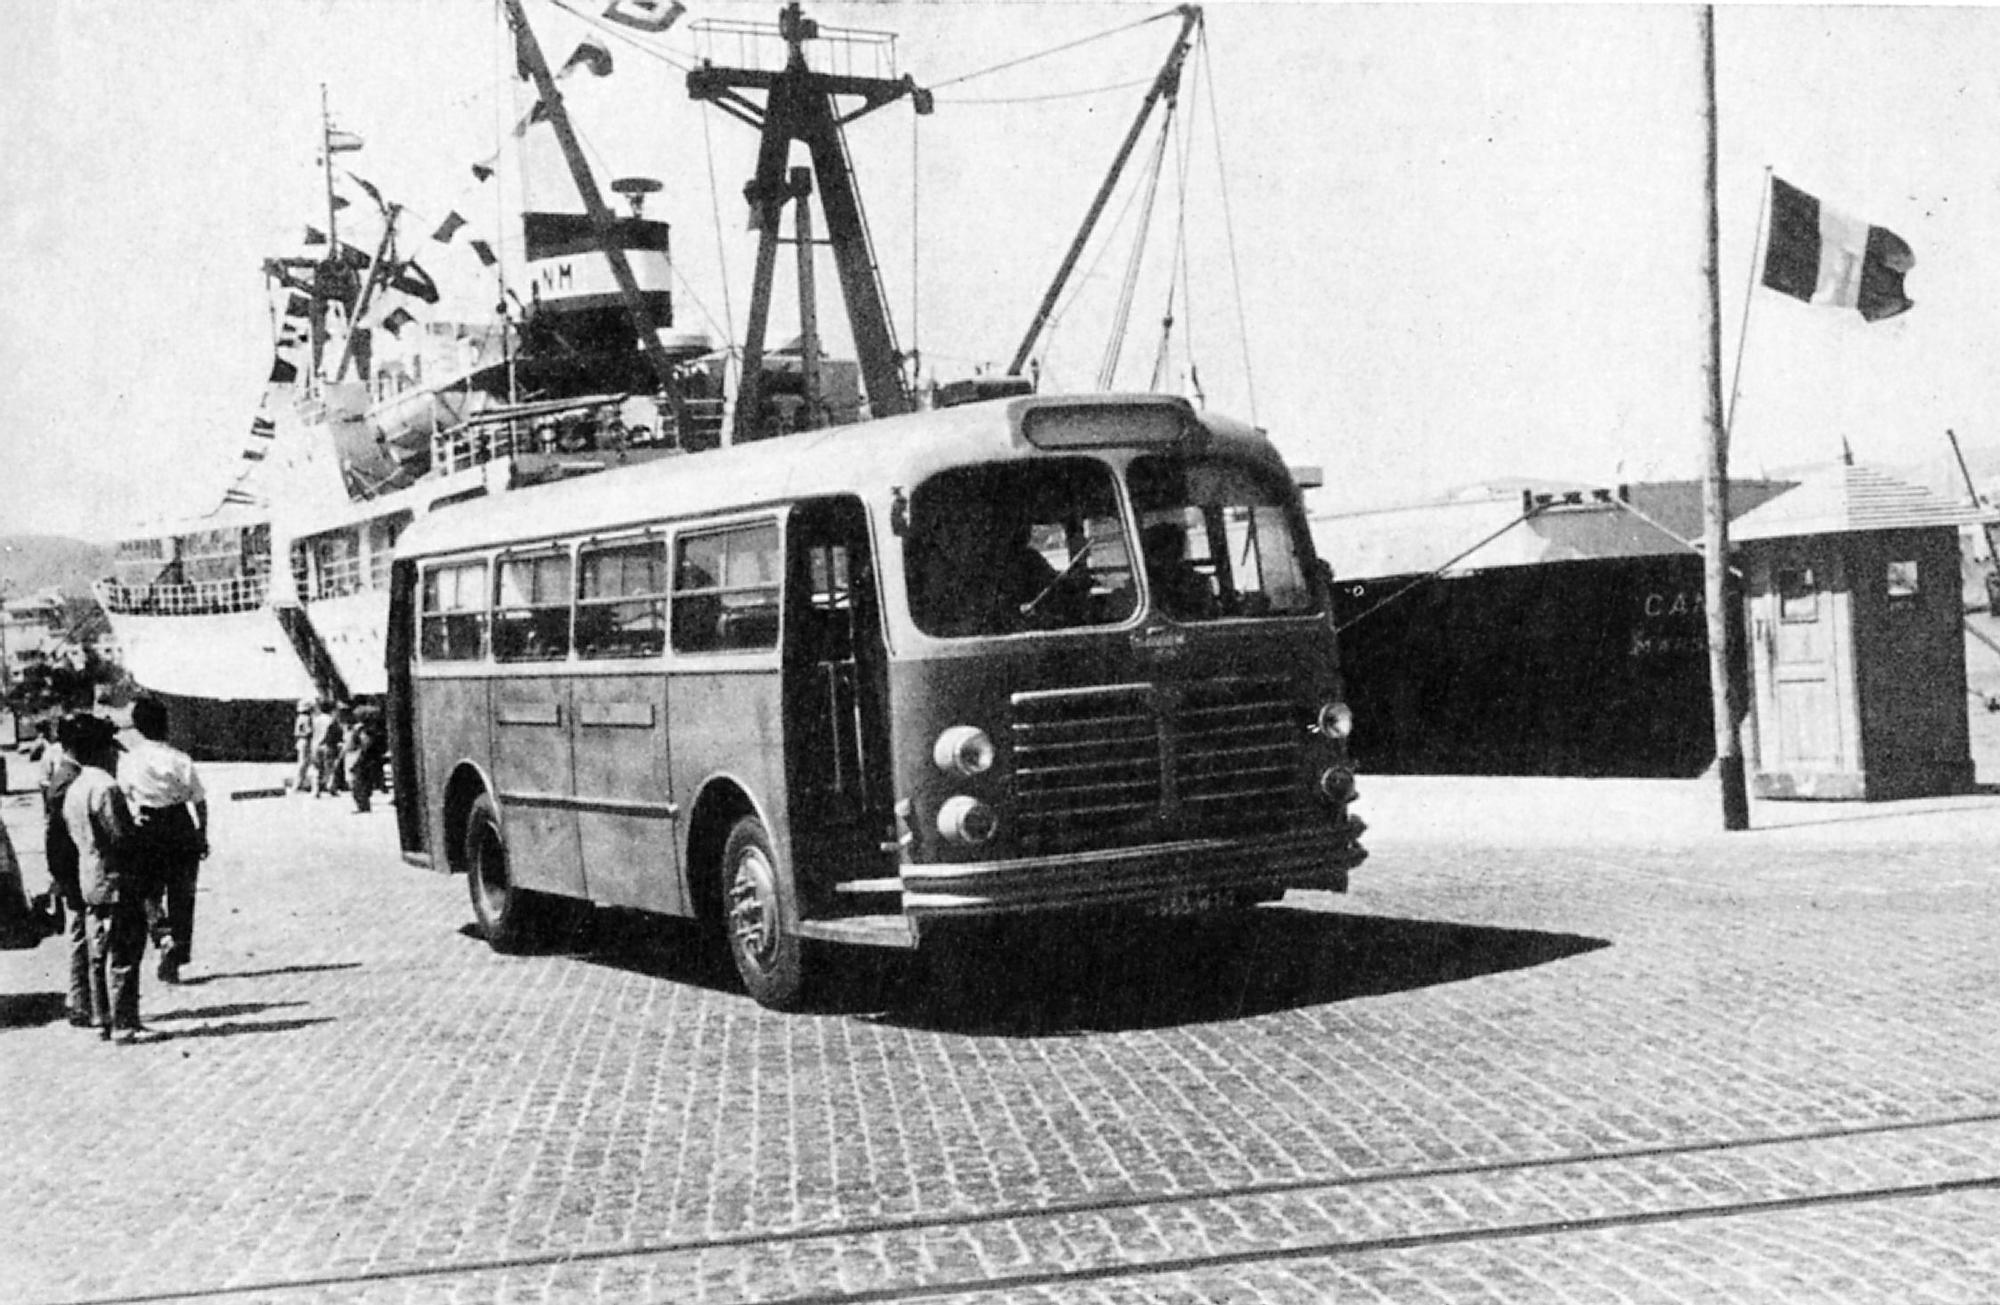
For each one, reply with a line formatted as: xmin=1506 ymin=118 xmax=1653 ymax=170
xmin=4 ymin=763 xmax=1999 ymax=1304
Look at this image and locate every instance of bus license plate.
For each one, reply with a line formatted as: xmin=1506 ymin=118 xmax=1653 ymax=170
xmin=1148 ymin=889 xmax=1226 ymax=917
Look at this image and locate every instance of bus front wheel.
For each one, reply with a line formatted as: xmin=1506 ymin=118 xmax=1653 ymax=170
xmin=722 ymin=815 xmax=808 ymax=1009
xmin=466 ymin=794 xmax=536 ymax=954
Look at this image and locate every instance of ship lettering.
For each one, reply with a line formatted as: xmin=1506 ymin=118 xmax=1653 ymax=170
xmin=1643 ymin=590 xmax=1704 ymax=619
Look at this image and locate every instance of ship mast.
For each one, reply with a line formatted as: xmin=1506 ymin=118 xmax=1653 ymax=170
xmin=689 ymin=4 xmax=931 ymax=442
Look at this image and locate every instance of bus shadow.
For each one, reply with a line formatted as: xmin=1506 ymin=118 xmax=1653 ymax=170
xmin=872 ymin=908 xmax=1610 ymax=1035
xmin=557 ymin=913 xmax=755 ymax=995
xmin=520 ymin=905 xmax=1609 ymax=1034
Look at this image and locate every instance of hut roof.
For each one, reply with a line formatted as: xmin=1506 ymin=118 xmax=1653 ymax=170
xmin=1729 ymin=462 xmax=2000 ymax=541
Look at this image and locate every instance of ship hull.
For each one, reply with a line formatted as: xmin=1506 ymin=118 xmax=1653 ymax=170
xmin=304 ymin=588 xmax=389 ymax=699
xmin=101 ymin=604 xmax=314 ymax=761
xmin=1334 ymin=555 xmax=1751 ymax=779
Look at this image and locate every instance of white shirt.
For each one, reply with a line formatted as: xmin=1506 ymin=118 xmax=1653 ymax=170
xmin=118 ymin=737 xmax=207 ymax=810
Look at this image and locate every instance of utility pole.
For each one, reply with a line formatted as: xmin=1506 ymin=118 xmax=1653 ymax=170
xmin=0 ymin=579 xmax=13 ymax=699
xmin=1701 ymin=6 xmax=1750 ymax=830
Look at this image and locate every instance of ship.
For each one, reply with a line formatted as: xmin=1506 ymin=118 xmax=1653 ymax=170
xmin=98 ymin=0 xmax=1219 ymax=760
xmin=95 ymin=0 xmax=808 ymax=758
xmin=1310 ymin=477 xmax=1798 ymax=778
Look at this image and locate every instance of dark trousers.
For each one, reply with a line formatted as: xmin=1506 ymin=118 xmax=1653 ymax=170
xmin=87 ymin=898 xmax=148 ymax=1031
xmin=150 ymin=866 xmax=200 ymax=965
xmin=136 ymin=808 xmax=202 ymax=965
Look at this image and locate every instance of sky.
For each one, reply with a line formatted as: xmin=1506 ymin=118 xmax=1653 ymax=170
xmin=4 ymin=1 xmax=2000 ymax=543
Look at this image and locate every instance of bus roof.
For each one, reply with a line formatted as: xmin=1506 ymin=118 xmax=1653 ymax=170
xmin=395 ymin=393 xmax=1275 ymax=561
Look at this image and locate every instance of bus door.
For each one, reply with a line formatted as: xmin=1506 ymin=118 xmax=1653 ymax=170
xmin=489 ymin=548 xmax=585 ymax=898
xmin=782 ymin=496 xmax=893 ymax=901
xmin=569 ymin=534 xmax=683 ymax=915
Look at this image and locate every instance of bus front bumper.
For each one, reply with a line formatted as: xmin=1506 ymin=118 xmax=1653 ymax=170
xmin=898 ymin=826 xmax=1366 ymax=923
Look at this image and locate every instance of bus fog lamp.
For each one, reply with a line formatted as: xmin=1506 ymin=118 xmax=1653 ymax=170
xmin=937 ymin=795 xmax=999 ymax=845
xmin=1317 ymin=701 xmax=1354 ymax=738
xmin=933 ymin=725 xmax=996 ymax=776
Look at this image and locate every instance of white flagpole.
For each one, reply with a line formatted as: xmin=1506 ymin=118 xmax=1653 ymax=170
xmin=1723 ymin=166 xmax=1774 ymax=448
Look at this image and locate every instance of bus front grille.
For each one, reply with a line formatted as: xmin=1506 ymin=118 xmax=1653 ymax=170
xmin=1010 ymin=678 xmax=1305 ymax=851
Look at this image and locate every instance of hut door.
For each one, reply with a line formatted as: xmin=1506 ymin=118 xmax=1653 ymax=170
xmin=1751 ymin=549 xmax=1850 ymax=776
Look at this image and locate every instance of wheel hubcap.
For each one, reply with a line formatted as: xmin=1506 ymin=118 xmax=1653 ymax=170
xmin=728 ymin=845 xmax=779 ymax=967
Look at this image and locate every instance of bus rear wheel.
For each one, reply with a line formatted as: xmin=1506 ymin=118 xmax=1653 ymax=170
xmin=465 ymin=793 xmax=538 ymax=954
xmin=722 ymin=815 xmax=808 ymax=1009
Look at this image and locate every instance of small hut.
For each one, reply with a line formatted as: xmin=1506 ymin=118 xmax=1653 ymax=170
xmin=1731 ymin=462 xmax=1998 ymax=800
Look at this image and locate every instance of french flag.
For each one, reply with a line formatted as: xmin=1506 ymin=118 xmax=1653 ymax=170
xmin=1761 ymin=177 xmax=1914 ymax=322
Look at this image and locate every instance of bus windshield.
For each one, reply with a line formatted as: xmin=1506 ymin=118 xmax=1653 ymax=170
xmin=905 ymin=458 xmax=1136 ymax=637
xmin=904 ymin=452 xmax=1317 ymax=637
xmin=1129 ymin=453 xmax=1317 ymax=622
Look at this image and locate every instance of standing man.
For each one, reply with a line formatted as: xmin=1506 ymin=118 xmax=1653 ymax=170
xmin=42 ymin=715 xmax=92 ymax=1027
xmin=63 ymin=714 xmax=156 ymax=1044
xmin=119 ymin=697 xmax=208 ymax=985
xmin=314 ymin=705 xmax=347 ymax=798
xmin=292 ymin=699 xmax=317 ymax=794
xmin=343 ymin=705 xmax=386 ymax=813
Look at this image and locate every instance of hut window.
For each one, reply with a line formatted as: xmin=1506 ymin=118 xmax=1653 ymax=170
xmin=1886 ymin=559 xmax=1920 ymax=602
xmin=1778 ymin=566 xmax=1818 ymax=622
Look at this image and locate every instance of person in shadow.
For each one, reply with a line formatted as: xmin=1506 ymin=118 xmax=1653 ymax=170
xmin=63 ymin=714 xmax=159 ymax=1045
xmin=42 ymin=715 xmax=92 ymax=1026
xmin=1142 ymin=520 xmax=1218 ymax=621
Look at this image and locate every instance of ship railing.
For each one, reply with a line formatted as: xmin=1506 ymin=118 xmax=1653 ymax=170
xmin=433 ymin=423 xmax=532 ymax=478
xmin=430 ymin=398 xmax=730 ymax=475
xmin=690 ymin=14 xmax=899 ymax=80
xmin=95 ymin=574 xmax=271 ymax=617
xmin=299 ymin=554 xmax=370 ymax=602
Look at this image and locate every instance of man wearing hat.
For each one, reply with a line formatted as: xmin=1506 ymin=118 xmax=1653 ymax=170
xmin=62 ymin=714 xmax=157 ymax=1043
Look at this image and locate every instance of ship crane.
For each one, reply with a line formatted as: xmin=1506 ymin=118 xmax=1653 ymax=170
xmin=1007 ymin=5 xmax=1203 ymax=385
xmin=688 ymin=4 xmax=933 ymax=442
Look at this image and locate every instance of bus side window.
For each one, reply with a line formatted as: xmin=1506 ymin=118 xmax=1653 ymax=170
xmin=420 ymin=560 xmax=488 ymax=661
xmin=673 ymin=523 xmax=781 ymax=654
xmin=493 ymin=551 xmax=572 ymax=662
xmin=578 ymin=538 xmax=667 ymax=658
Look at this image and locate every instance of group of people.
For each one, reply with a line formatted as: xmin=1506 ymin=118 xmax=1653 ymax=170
xmin=292 ymin=699 xmax=386 ymax=812
xmin=39 ymin=698 xmax=209 ymax=1045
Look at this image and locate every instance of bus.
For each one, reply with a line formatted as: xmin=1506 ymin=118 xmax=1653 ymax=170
xmin=388 ymin=392 xmax=1366 ymax=1009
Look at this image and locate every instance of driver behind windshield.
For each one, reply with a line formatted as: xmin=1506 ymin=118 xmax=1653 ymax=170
xmin=997 ymin=520 xmax=1090 ymax=629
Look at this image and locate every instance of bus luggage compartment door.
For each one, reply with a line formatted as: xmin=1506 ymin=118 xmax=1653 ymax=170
xmin=570 ymin=676 xmax=683 ymax=914
xmin=491 ymin=676 xmax=585 ymax=898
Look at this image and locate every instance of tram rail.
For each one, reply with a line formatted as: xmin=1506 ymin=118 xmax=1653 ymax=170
xmin=49 ymin=1107 xmax=2000 ymax=1305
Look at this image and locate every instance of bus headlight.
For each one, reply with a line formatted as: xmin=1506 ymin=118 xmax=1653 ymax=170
xmin=1318 ymin=766 xmax=1356 ymax=804
xmin=1317 ymin=701 xmax=1354 ymax=739
xmin=937 ymin=795 xmax=999 ymax=845
xmin=933 ymin=725 xmax=996 ymax=776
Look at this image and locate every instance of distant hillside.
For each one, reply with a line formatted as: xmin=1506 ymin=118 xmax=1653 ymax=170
xmin=0 ymin=535 xmax=115 ymax=599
